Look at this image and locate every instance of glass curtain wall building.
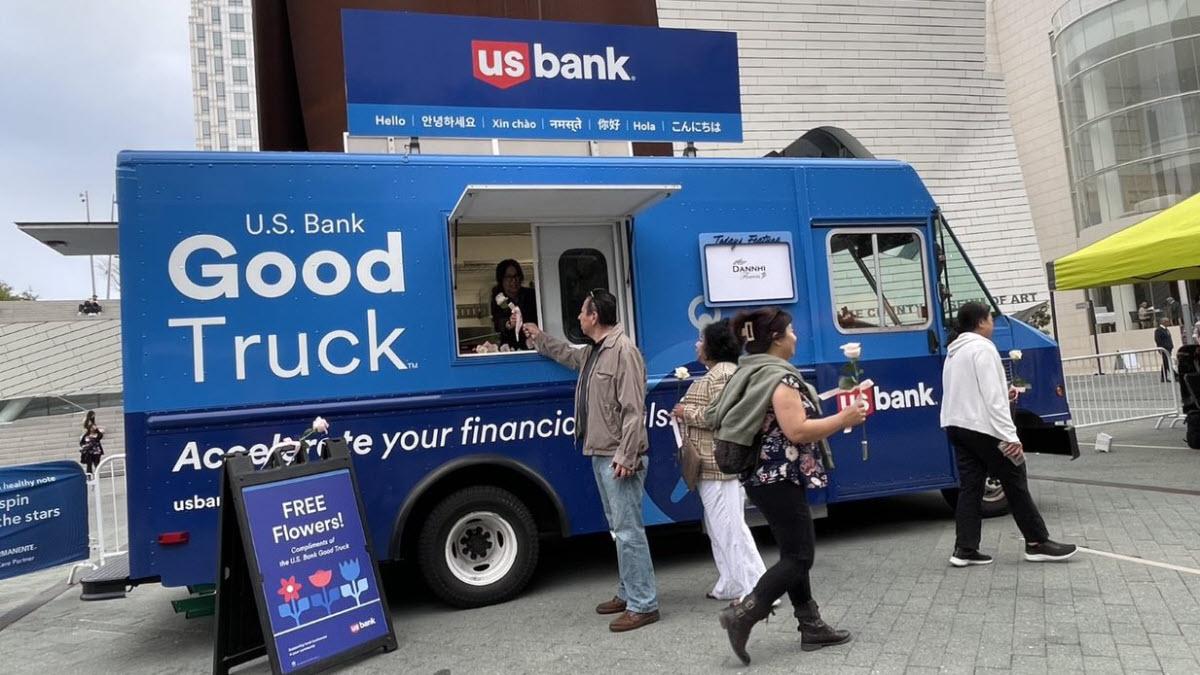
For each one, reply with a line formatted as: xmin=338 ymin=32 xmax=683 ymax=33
xmin=1052 ymin=0 xmax=1200 ymax=332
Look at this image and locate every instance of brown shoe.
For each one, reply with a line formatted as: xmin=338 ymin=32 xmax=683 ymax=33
xmin=595 ymin=596 xmax=627 ymax=615
xmin=609 ymin=609 xmax=660 ymax=632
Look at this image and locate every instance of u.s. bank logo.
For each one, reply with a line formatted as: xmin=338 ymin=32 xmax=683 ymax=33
xmin=471 ymin=40 xmax=633 ymax=89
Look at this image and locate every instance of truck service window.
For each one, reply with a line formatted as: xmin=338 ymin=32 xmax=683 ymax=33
xmin=451 ymin=222 xmax=538 ymax=356
xmin=829 ymin=230 xmax=930 ymax=333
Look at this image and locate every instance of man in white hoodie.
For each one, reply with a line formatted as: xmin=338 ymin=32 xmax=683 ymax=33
xmin=940 ymin=302 xmax=1076 ymax=567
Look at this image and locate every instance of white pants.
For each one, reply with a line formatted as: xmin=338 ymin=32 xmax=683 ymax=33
xmin=699 ymin=479 xmax=767 ymax=600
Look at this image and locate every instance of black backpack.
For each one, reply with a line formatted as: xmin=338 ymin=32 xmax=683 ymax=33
xmin=713 ymin=434 xmax=763 ymax=475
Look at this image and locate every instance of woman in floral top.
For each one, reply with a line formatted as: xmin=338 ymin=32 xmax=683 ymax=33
xmin=713 ymin=308 xmax=866 ymax=666
xmin=673 ymin=319 xmax=767 ymax=602
xmin=744 ymin=373 xmax=829 ymax=490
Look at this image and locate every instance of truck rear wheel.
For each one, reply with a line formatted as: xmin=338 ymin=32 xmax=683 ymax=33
xmin=417 ymin=486 xmax=539 ymax=608
xmin=941 ymin=477 xmax=1010 ymax=518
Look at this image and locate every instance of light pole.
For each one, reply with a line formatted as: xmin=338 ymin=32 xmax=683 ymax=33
xmin=106 ymin=193 xmax=116 ymax=299
xmin=80 ymin=191 xmax=95 ymax=298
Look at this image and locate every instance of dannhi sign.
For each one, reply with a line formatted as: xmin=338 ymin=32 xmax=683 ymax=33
xmin=341 ymin=10 xmax=742 ymax=142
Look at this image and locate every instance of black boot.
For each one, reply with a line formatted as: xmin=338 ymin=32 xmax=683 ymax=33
xmin=796 ymin=600 xmax=852 ymax=651
xmin=718 ymin=594 xmax=772 ymax=665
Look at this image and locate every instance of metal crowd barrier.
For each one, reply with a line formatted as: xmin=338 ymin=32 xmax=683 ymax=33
xmin=68 ymin=453 xmax=128 ymax=584
xmin=1061 ymin=348 xmax=1184 ymax=430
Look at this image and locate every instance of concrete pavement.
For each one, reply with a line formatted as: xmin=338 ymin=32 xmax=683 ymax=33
xmin=1 ymin=418 xmax=1198 ymax=673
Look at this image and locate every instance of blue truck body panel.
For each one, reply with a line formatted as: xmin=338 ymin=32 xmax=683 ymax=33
xmin=116 ymin=152 xmax=1068 ymax=587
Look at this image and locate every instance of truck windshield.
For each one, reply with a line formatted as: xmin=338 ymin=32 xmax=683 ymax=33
xmin=935 ymin=213 xmax=1000 ymax=326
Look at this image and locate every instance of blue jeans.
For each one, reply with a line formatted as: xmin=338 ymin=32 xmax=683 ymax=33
xmin=591 ymin=455 xmax=659 ymax=613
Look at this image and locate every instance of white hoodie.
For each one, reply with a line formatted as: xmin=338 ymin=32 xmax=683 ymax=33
xmin=939 ymin=331 xmax=1019 ymax=443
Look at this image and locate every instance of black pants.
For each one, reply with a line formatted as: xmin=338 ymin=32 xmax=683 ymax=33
xmin=947 ymin=426 xmax=1050 ymax=551
xmin=744 ymin=480 xmax=815 ymax=615
xmin=1160 ymin=351 xmax=1173 ymax=382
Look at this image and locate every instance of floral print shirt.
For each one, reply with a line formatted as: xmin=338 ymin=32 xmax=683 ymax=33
xmin=743 ymin=374 xmax=829 ymax=489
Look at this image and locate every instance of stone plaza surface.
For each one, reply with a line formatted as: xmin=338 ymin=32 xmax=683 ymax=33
xmin=1 ymin=419 xmax=1198 ymax=674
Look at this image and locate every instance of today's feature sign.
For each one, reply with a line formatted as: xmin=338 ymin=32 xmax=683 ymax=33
xmin=342 ymin=10 xmax=742 ymax=142
xmin=700 ymin=232 xmax=799 ymax=307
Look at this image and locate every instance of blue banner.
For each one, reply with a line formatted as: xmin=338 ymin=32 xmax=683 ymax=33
xmin=341 ymin=10 xmax=742 ymax=142
xmin=0 ymin=462 xmax=88 ymax=580
xmin=241 ymin=469 xmax=389 ymax=673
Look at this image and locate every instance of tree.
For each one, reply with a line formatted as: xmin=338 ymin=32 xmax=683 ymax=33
xmin=0 ymin=280 xmax=38 ymax=301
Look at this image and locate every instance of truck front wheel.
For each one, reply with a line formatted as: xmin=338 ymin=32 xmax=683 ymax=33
xmin=941 ymin=477 xmax=1010 ymax=518
xmin=417 ymin=486 xmax=539 ymax=608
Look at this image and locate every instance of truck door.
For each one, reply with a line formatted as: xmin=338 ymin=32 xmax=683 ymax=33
xmin=809 ymin=225 xmax=958 ymax=499
xmin=534 ymin=224 xmax=629 ymax=344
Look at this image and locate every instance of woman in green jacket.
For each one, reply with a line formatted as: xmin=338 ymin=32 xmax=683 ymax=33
xmin=709 ymin=307 xmax=866 ymax=665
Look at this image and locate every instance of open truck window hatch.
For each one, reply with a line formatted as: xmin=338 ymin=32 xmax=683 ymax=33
xmin=449 ymin=184 xmax=680 ymax=355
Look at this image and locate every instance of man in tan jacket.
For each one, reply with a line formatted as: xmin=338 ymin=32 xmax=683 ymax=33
xmin=523 ymin=289 xmax=660 ymax=632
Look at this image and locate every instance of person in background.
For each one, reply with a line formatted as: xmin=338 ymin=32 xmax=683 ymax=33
xmin=672 ymin=319 xmax=767 ymax=604
xmin=1137 ymin=301 xmax=1153 ymax=329
xmin=490 ymin=259 xmax=538 ymax=350
xmin=79 ymin=410 xmax=104 ymax=477
xmin=708 ymin=308 xmax=866 ymax=665
xmin=940 ymin=302 xmax=1076 ymax=568
xmin=77 ymin=295 xmax=102 ymax=316
xmin=523 ymin=290 xmax=660 ymax=632
xmin=1154 ymin=318 xmax=1175 ymax=382
xmin=837 ymin=306 xmax=857 ymax=328
xmin=1164 ymin=297 xmax=1180 ymax=326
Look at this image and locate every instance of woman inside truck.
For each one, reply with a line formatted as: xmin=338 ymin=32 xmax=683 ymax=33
xmin=491 ymin=259 xmax=539 ymax=350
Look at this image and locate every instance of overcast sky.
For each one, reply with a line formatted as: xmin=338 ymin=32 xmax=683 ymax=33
xmin=0 ymin=1 xmax=193 ymax=300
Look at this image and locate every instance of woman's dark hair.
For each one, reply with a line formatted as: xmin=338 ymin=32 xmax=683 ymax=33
xmin=83 ymin=410 xmax=96 ymax=431
xmin=494 ymin=259 xmax=523 ymax=289
xmin=732 ymin=307 xmax=792 ymax=355
xmin=701 ymin=319 xmax=741 ymax=364
xmin=955 ymin=302 xmax=992 ymax=335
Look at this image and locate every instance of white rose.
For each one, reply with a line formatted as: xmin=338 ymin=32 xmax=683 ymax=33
xmin=311 ymin=417 xmax=329 ymax=434
xmin=1009 ymin=349 xmax=1023 ymax=361
xmin=673 ymin=366 xmax=690 ymax=380
xmin=495 ymin=293 xmax=509 ymax=308
xmin=840 ymin=342 xmax=862 ymax=360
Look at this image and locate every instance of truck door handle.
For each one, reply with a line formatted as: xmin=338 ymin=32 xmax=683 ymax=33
xmin=927 ymin=329 xmax=941 ymax=354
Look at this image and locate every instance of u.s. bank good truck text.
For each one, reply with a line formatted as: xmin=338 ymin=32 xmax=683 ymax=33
xmin=117 ymin=152 xmax=1077 ymax=607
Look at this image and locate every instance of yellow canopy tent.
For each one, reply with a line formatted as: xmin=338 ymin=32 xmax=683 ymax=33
xmin=1053 ymin=191 xmax=1200 ymax=290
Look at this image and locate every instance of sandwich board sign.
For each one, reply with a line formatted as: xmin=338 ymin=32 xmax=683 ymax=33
xmin=212 ymin=438 xmax=396 ymax=675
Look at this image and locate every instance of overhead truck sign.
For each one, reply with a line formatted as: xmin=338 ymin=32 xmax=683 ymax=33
xmin=342 ymin=11 xmax=742 ymax=142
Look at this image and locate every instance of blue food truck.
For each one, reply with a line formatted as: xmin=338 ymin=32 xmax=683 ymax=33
xmin=116 ymin=151 xmax=1076 ymax=607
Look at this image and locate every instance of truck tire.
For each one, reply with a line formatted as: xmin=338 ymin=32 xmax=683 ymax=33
xmin=941 ymin=477 xmax=1010 ymax=519
xmin=417 ymin=486 xmax=539 ymax=608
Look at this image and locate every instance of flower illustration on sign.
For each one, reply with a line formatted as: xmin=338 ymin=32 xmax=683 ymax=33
xmin=276 ymin=576 xmax=310 ymax=626
xmin=277 ymin=576 xmax=302 ymax=603
xmin=339 ymin=558 xmax=369 ymax=607
xmin=308 ymin=568 xmax=339 ymax=615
